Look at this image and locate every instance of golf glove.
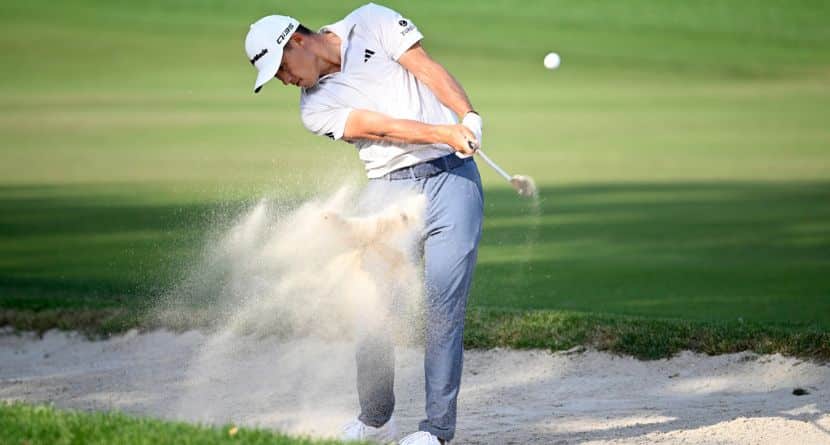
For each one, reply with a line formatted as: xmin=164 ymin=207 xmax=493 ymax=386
xmin=462 ymin=111 xmax=482 ymax=148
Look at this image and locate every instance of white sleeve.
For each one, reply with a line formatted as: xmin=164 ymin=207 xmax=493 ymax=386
xmin=301 ymin=104 xmax=353 ymax=141
xmin=300 ymin=93 xmax=352 ymax=141
xmin=360 ymin=3 xmax=423 ymax=61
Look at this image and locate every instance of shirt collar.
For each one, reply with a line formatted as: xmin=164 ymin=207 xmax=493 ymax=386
xmin=318 ymin=20 xmax=355 ymax=79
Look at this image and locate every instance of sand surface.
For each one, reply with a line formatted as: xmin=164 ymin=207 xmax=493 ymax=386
xmin=1 ymin=329 xmax=829 ymax=444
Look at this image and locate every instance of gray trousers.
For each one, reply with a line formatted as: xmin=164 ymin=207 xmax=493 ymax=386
xmin=356 ymin=158 xmax=484 ymax=442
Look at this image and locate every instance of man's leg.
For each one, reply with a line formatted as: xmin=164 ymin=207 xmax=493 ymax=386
xmin=354 ymin=178 xmax=420 ymax=428
xmin=356 ymin=331 xmax=395 ymax=427
xmin=418 ymin=161 xmax=484 ymax=442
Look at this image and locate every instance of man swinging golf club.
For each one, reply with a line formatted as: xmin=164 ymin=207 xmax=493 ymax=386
xmin=245 ymin=4 xmax=483 ymax=444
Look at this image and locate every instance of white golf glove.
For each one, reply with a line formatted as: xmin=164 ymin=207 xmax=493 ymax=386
xmin=461 ymin=111 xmax=482 ymax=149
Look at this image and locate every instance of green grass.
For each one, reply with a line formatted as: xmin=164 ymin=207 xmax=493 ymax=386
xmin=1 ymin=0 xmax=829 ymax=359
xmin=465 ymin=308 xmax=830 ymax=360
xmin=0 ymin=402 xmax=361 ymax=445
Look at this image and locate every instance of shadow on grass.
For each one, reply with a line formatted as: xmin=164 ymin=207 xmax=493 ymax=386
xmin=0 ymin=181 xmax=828 ymax=328
xmin=0 ymin=185 xmax=239 ymax=309
xmin=474 ymin=181 xmax=830 ymax=327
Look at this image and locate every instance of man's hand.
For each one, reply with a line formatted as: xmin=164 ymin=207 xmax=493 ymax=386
xmin=461 ymin=112 xmax=482 ymax=148
xmin=439 ymin=124 xmax=478 ymax=156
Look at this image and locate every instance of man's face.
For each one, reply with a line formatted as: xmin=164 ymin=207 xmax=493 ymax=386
xmin=275 ymin=35 xmax=319 ymax=89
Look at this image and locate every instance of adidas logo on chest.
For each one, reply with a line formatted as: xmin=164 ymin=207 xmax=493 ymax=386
xmin=363 ymin=48 xmax=375 ymax=63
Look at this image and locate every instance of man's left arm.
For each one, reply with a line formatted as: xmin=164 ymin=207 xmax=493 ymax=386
xmin=398 ymin=43 xmax=482 ymax=147
xmin=398 ymin=43 xmax=473 ymax=118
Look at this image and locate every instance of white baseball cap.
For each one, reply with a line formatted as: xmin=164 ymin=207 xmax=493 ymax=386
xmin=245 ymin=15 xmax=300 ymax=93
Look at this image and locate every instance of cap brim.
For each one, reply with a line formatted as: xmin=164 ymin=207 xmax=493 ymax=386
xmin=252 ymin=49 xmax=284 ymax=94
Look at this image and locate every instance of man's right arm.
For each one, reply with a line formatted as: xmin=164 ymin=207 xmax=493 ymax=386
xmin=343 ymin=109 xmax=478 ymax=156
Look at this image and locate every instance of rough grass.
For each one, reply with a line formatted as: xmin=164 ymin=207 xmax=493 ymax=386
xmin=0 ymin=402 xmax=362 ymax=445
xmin=2 ymin=307 xmax=827 ymax=362
xmin=465 ymin=308 xmax=830 ymax=361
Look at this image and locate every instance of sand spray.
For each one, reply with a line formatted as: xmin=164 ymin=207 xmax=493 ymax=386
xmin=160 ymin=184 xmax=428 ymax=436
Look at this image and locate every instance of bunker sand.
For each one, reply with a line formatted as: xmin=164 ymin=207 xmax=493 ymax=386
xmin=1 ymin=330 xmax=829 ymax=445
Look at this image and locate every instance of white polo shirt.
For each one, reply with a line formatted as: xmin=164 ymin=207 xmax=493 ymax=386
xmin=299 ymin=3 xmax=460 ymax=179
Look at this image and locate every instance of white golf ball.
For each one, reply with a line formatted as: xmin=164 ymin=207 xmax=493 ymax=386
xmin=543 ymin=52 xmax=561 ymax=70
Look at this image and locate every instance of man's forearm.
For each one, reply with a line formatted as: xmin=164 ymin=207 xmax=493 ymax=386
xmin=342 ymin=109 xmax=476 ymax=155
xmin=416 ymin=61 xmax=474 ymax=118
xmin=343 ymin=109 xmax=445 ymax=145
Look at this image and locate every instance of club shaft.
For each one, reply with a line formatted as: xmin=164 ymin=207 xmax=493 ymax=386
xmin=476 ymin=149 xmax=513 ymax=182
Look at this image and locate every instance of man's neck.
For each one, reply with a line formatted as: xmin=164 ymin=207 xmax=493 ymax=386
xmin=316 ymin=31 xmax=342 ymax=78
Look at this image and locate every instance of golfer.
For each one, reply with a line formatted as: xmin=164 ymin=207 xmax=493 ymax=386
xmin=245 ymin=4 xmax=483 ymax=444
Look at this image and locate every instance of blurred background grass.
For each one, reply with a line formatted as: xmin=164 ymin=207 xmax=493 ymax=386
xmin=1 ymin=0 xmax=829 ymax=327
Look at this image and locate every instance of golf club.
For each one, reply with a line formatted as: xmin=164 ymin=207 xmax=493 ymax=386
xmin=469 ymin=141 xmax=537 ymax=197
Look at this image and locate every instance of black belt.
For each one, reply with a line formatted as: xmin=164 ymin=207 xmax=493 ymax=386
xmin=381 ymin=153 xmax=471 ymax=180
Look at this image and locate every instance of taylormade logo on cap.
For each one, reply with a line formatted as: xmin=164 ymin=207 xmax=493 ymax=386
xmin=245 ymin=15 xmax=300 ymax=94
xmin=250 ymin=48 xmax=268 ymax=65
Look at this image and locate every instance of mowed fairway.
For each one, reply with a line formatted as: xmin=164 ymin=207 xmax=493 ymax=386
xmin=1 ymin=0 xmax=829 ymax=335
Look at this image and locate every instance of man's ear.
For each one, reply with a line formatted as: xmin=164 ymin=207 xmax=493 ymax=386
xmin=290 ymin=33 xmax=305 ymax=47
